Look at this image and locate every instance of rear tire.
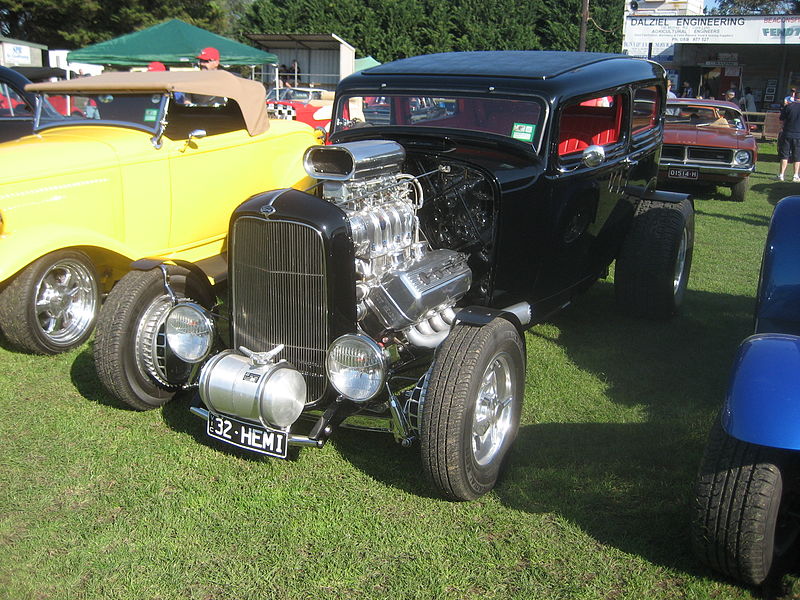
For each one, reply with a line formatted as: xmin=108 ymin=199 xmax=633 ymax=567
xmin=93 ymin=266 xmax=212 ymax=410
xmin=0 ymin=249 xmax=99 ymax=354
xmin=614 ymin=198 xmax=694 ymax=319
xmin=420 ymin=318 xmax=525 ymax=501
xmin=731 ymin=178 xmax=749 ymax=203
xmin=692 ymin=418 xmax=800 ymax=586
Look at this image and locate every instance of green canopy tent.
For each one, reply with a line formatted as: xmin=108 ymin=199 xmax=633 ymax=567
xmin=354 ymin=56 xmax=380 ymax=72
xmin=67 ymin=19 xmax=277 ymax=67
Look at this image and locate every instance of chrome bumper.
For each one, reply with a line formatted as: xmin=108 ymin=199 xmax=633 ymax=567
xmin=659 ymin=161 xmax=755 ymax=176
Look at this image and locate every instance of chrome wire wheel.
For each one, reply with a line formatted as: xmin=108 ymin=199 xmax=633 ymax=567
xmin=673 ymin=227 xmax=688 ymax=295
xmin=34 ymin=257 xmax=98 ymax=346
xmin=472 ymin=351 xmax=515 ymax=467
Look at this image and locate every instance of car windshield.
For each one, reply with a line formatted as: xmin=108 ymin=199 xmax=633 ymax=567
xmin=35 ymin=92 xmax=168 ymax=133
xmin=267 ymin=88 xmax=323 ymax=103
xmin=334 ymin=94 xmax=545 ymax=149
xmin=666 ymin=103 xmax=746 ymax=130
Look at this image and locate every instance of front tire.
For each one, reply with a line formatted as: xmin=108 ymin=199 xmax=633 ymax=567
xmin=420 ymin=318 xmax=525 ymax=501
xmin=731 ymin=177 xmax=749 ymax=203
xmin=93 ymin=266 xmax=212 ymax=410
xmin=0 ymin=249 xmax=99 ymax=354
xmin=692 ymin=418 xmax=800 ymax=586
xmin=614 ymin=198 xmax=694 ymax=319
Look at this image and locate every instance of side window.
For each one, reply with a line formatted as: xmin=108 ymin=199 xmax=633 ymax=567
xmin=557 ymin=94 xmax=623 ymax=156
xmin=0 ymin=83 xmax=32 ymax=117
xmin=632 ymin=86 xmax=659 ymax=134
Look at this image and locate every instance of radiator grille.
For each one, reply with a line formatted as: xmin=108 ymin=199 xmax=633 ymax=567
xmin=688 ymin=147 xmax=733 ymax=163
xmin=662 ymin=144 xmax=734 ymax=165
xmin=231 ymin=217 xmax=328 ymax=402
xmin=661 ymin=145 xmax=684 ymax=160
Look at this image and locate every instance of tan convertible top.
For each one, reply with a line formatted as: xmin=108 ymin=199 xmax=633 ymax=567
xmin=26 ymin=70 xmax=269 ymax=135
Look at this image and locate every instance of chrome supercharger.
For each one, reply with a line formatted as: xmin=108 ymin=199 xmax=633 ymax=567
xmin=198 ymin=345 xmax=307 ymax=430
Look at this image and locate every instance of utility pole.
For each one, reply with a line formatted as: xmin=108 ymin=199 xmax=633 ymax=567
xmin=578 ymin=0 xmax=589 ymax=52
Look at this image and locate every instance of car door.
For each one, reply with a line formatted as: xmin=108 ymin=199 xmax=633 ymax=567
xmin=541 ymin=91 xmax=633 ymax=295
xmin=166 ymin=104 xmax=263 ymax=250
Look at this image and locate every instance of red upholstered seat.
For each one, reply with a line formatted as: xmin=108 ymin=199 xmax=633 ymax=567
xmin=557 ymin=102 xmax=621 ymax=156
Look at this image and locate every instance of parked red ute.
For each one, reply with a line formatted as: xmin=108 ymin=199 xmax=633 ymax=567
xmin=659 ymin=98 xmax=757 ymax=202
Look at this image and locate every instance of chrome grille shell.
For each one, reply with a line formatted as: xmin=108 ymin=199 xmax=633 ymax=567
xmin=228 ymin=190 xmax=358 ymax=406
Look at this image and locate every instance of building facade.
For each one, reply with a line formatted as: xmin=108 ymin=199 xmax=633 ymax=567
xmin=622 ymin=1 xmax=800 ymax=110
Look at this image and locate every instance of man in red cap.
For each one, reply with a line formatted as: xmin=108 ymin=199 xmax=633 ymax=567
xmin=196 ymin=47 xmax=220 ymax=71
xmin=147 ymin=61 xmax=166 ymax=72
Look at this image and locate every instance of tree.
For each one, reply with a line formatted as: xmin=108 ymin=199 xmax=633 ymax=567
xmin=0 ymin=0 xmax=226 ymax=48
xmin=711 ymin=0 xmax=799 ymax=13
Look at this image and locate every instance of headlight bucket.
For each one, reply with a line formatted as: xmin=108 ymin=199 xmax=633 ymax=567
xmin=326 ymin=334 xmax=387 ymax=402
xmin=734 ymin=150 xmax=751 ymax=165
xmin=165 ymin=302 xmax=214 ymax=363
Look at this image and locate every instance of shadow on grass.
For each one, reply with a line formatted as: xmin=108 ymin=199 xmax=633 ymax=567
xmin=751 ymin=182 xmax=799 ymax=206
xmin=69 ymin=345 xmax=137 ymax=411
xmin=490 ymin=282 xmax=757 ymax=575
xmin=694 ymin=207 xmax=771 ymax=228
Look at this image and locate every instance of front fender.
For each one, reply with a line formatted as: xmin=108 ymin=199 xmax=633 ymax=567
xmin=756 ymin=195 xmax=800 ymax=335
xmin=0 ymin=223 xmax=133 ymax=283
xmin=723 ymin=333 xmax=800 ymax=450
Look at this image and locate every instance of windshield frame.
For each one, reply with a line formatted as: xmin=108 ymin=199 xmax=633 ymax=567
xmin=33 ymin=91 xmax=169 ymax=135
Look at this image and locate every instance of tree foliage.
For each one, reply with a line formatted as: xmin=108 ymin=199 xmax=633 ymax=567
xmin=710 ymin=0 xmax=799 ymax=14
xmin=240 ymin=0 xmax=624 ymax=62
xmin=0 ymin=0 xmax=227 ymax=48
xmin=1 ymin=0 xmax=625 ymax=57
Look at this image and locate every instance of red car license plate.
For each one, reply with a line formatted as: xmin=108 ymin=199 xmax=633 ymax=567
xmin=668 ymin=167 xmax=699 ymax=180
xmin=207 ymin=411 xmax=288 ymax=458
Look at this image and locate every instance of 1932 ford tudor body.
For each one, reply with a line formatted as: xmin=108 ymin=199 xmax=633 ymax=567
xmin=96 ymin=51 xmax=695 ymax=501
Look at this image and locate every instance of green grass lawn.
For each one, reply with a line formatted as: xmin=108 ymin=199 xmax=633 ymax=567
xmin=1 ymin=142 xmax=797 ymax=600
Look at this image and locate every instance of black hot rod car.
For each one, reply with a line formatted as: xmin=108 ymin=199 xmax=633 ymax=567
xmin=94 ymin=51 xmax=694 ymax=501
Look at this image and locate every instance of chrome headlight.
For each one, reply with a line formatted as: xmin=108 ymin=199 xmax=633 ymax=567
xmin=326 ymin=334 xmax=387 ymax=402
xmin=165 ymin=302 xmax=214 ymax=363
xmin=734 ymin=150 xmax=751 ymax=165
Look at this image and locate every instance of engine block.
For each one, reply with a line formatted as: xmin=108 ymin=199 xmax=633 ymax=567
xmin=304 ymin=141 xmax=472 ymax=346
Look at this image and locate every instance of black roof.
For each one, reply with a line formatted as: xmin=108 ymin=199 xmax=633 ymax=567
xmin=338 ymin=51 xmax=664 ymax=102
xmin=363 ymin=51 xmax=629 ymax=80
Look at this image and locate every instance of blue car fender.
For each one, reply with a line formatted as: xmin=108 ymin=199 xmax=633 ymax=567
xmin=756 ymin=195 xmax=800 ymax=335
xmin=723 ymin=333 xmax=800 ymax=450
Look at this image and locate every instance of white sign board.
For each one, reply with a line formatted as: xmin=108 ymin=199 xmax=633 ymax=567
xmin=623 ymin=15 xmax=800 ymax=48
xmin=3 ymin=43 xmax=32 ymax=65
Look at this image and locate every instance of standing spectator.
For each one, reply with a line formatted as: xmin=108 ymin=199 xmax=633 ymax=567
xmin=667 ymin=79 xmax=677 ymax=100
xmin=740 ymin=87 xmax=756 ymax=113
xmin=726 ymin=81 xmax=741 ymax=102
xmin=187 ymin=47 xmax=226 ymax=106
xmin=777 ymin=99 xmax=800 ymax=181
xmin=196 ymin=47 xmax=220 ymax=71
xmin=784 ymin=88 xmax=798 ymax=106
xmin=680 ymin=81 xmax=694 ymax=98
xmin=278 ymin=64 xmax=290 ymax=87
xmin=290 ymin=59 xmax=302 ymax=86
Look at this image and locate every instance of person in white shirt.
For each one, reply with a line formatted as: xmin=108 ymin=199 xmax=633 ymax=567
xmin=740 ymin=87 xmax=756 ymax=113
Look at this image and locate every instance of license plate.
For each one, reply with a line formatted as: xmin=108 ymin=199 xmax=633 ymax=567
xmin=668 ymin=167 xmax=699 ymax=180
xmin=207 ymin=411 xmax=288 ymax=459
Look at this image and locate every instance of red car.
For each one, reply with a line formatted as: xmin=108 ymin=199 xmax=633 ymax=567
xmin=266 ymin=87 xmax=333 ymax=130
xmin=659 ymin=98 xmax=757 ymax=202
